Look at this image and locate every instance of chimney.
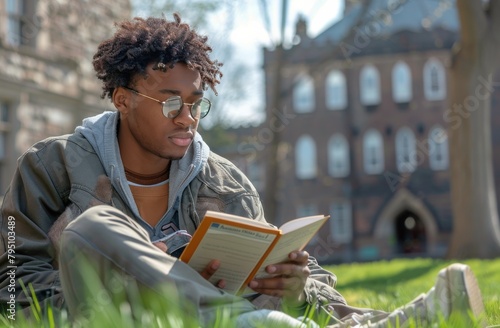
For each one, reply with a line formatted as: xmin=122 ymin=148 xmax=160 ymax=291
xmin=294 ymin=15 xmax=309 ymax=42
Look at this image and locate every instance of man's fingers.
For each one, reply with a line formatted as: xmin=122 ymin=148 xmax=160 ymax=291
xmin=289 ymin=250 xmax=309 ymax=263
xmin=199 ymin=259 xmax=220 ymax=280
xmin=267 ymin=263 xmax=310 ymax=278
xmin=153 ymin=242 xmax=168 ymax=253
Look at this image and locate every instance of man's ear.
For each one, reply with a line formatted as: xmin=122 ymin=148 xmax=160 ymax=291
xmin=113 ymin=87 xmax=131 ymax=118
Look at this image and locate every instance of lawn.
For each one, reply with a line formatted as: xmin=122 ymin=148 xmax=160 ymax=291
xmin=2 ymin=258 xmax=499 ymax=327
xmin=324 ymin=258 xmax=500 ymax=327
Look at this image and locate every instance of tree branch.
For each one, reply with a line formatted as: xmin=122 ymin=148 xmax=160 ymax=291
xmin=489 ymin=0 xmax=500 ymax=41
xmin=456 ymin=0 xmax=487 ymax=47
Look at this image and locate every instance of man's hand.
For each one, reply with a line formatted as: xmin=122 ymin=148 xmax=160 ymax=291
xmin=154 ymin=242 xmax=226 ymax=289
xmin=199 ymin=259 xmax=226 ymax=289
xmin=153 ymin=241 xmax=168 ymax=253
xmin=248 ymin=250 xmax=310 ymax=307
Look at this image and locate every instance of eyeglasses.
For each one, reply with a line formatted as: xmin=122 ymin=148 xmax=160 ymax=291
xmin=123 ymin=87 xmax=211 ymax=119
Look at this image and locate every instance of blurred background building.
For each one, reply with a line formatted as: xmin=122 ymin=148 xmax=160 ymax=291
xmin=0 ymin=0 xmax=131 ymax=194
xmin=1 ymin=0 xmax=499 ymax=263
xmin=213 ymin=0 xmax=500 ymax=263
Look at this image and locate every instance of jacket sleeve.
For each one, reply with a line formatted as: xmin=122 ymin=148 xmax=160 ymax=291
xmin=0 ymin=147 xmax=67 ymax=312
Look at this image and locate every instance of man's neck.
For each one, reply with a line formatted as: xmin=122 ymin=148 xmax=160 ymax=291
xmin=118 ymin=121 xmax=171 ymax=176
xmin=125 ymin=166 xmax=170 ymax=185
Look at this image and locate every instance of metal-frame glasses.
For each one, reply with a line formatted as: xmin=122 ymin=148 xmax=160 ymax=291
xmin=124 ymin=86 xmax=211 ymax=119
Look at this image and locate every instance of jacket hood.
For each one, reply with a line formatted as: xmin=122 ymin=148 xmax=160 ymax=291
xmin=74 ymin=111 xmax=210 ymax=221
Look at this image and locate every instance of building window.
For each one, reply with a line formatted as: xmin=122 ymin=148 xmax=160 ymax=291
xmin=423 ymin=58 xmax=446 ymax=101
xmin=396 ymin=127 xmax=417 ymax=173
xmin=428 ymin=126 xmax=449 ymax=171
xmin=246 ymin=160 xmax=264 ymax=191
xmin=297 ymin=204 xmax=318 ymax=218
xmin=295 ymin=135 xmax=317 ymax=179
xmin=328 ymin=134 xmax=350 ymax=177
xmin=392 ymin=61 xmax=412 ymax=103
xmin=298 ymin=203 xmax=320 ymax=244
xmin=4 ymin=0 xmax=38 ymax=47
xmin=363 ymin=129 xmax=384 ymax=174
xmin=326 ymin=70 xmax=347 ymax=110
xmin=360 ymin=64 xmax=381 ymax=106
xmin=330 ymin=202 xmax=352 ymax=244
xmin=293 ymin=74 xmax=315 ymax=113
xmin=6 ymin=0 xmax=23 ymax=46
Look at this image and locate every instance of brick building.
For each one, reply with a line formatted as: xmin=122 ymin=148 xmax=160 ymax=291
xmin=212 ymin=0 xmax=500 ymax=263
xmin=0 ymin=0 xmax=131 ymax=195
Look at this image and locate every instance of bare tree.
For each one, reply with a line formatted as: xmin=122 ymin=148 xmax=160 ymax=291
xmin=447 ymin=0 xmax=500 ymax=258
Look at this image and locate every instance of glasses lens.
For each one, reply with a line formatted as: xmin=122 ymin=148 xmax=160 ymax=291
xmin=163 ymin=96 xmax=182 ymax=118
xmin=193 ymin=98 xmax=211 ymax=119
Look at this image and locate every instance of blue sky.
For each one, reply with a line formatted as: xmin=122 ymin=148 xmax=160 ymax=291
xmin=134 ymin=1 xmax=344 ymax=126
xmin=215 ymin=1 xmax=344 ymax=126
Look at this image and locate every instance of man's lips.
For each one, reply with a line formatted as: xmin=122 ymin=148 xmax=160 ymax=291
xmin=170 ymin=133 xmax=193 ymax=147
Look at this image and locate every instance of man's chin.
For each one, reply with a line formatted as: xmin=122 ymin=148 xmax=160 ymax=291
xmin=161 ymin=152 xmax=187 ymax=161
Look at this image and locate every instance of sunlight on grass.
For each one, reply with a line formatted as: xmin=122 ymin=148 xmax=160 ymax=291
xmin=1 ymin=258 xmax=498 ymax=327
xmin=324 ymin=258 xmax=500 ymax=326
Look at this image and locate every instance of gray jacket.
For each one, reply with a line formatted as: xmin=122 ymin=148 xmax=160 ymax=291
xmin=0 ymin=112 xmax=345 ymax=314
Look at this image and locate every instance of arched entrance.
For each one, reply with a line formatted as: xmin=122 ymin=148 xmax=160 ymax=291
xmin=374 ymin=189 xmax=438 ymax=258
xmin=395 ymin=210 xmax=426 ymax=254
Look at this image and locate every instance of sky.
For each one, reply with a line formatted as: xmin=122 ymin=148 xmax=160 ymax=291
xmin=209 ymin=0 xmax=344 ymax=126
xmin=133 ymin=1 xmax=344 ymax=126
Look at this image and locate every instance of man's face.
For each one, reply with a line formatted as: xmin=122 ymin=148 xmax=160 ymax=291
xmin=118 ymin=62 xmax=204 ymax=162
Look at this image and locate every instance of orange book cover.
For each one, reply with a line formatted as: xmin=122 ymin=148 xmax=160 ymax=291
xmin=180 ymin=211 xmax=329 ymax=295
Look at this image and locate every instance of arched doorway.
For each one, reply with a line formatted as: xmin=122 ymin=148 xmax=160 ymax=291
xmin=395 ymin=210 xmax=426 ymax=254
xmin=374 ymin=189 xmax=439 ymax=258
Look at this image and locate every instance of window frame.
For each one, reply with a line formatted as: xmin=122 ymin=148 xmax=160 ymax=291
xmin=328 ymin=134 xmax=350 ymax=177
xmin=363 ymin=129 xmax=385 ymax=174
xmin=295 ymin=135 xmax=317 ymax=179
xmin=330 ymin=201 xmax=353 ymax=244
xmin=293 ymin=74 xmax=315 ymax=113
xmin=428 ymin=125 xmax=449 ymax=171
xmin=423 ymin=58 xmax=446 ymax=101
xmin=360 ymin=64 xmax=381 ymax=106
xmin=395 ymin=127 xmax=417 ymax=173
xmin=392 ymin=61 xmax=413 ymax=103
xmin=326 ymin=70 xmax=347 ymax=110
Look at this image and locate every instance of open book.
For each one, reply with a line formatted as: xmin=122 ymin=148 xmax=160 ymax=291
xmin=179 ymin=210 xmax=329 ymax=295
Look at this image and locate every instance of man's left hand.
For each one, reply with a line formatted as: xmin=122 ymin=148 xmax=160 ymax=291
xmin=248 ymin=250 xmax=310 ymax=307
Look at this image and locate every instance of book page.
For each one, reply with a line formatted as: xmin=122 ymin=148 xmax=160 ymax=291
xmin=183 ymin=221 xmax=278 ymax=294
xmin=279 ymin=215 xmax=327 ymax=233
xmin=252 ymin=216 xmax=328 ymax=279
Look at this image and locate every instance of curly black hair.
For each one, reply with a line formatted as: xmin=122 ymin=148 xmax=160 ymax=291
xmin=92 ymin=13 xmax=223 ymax=99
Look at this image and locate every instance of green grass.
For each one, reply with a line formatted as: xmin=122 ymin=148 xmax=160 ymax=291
xmin=1 ymin=258 xmax=499 ymax=327
xmin=324 ymin=258 xmax=500 ymax=327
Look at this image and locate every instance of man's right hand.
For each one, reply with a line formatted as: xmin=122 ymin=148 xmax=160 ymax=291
xmin=153 ymin=241 xmax=168 ymax=253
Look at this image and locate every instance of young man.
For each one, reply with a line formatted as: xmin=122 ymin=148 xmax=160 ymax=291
xmin=0 ymin=14 xmax=486 ymax=327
